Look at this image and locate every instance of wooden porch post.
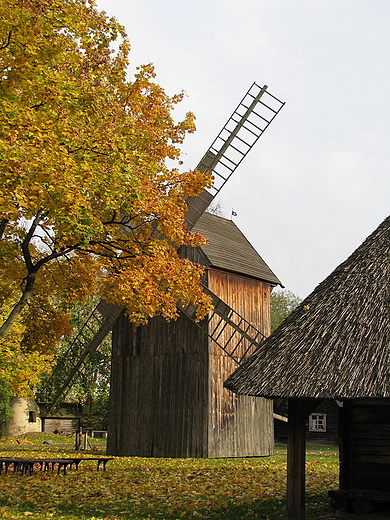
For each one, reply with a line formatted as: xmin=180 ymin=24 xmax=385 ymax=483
xmin=287 ymin=399 xmax=307 ymax=519
xmin=287 ymin=399 xmax=321 ymax=520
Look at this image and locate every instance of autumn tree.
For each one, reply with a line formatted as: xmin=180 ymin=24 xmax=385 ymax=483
xmin=270 ymin=289 xmax=301 ymax=332
xmin=0 ymin=0 xmax=213 ymax=387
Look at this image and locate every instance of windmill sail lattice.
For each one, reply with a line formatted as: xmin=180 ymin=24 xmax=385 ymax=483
xmin=178 ymin=284 xmax=267 ymax=365
xmin=38 ymin=301 xmax=122 ymax=407
xmin=39 ymin=83 xmax=284 ymax=411
xmin=185 ymin=83 xmax=285 ymax=229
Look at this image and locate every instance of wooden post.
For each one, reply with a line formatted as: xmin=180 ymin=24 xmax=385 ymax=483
xmin=75 ymin=428 xmax=81 ymax=451
xmin=287 ymin=399 xmax=321 ymax=520
xmin=287 ymin=399 xmax=307 ymax=520
xmin=83 ymin=431 xmax=88 ymax=451
xmin=339 ymin=400 xmax=352 ymax=490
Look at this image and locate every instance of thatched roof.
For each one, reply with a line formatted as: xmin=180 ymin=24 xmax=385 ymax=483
xmin=194 ymin=212 xmax=282 ymax=286
xmin=225 ymin=216 xmax=390 ymax=400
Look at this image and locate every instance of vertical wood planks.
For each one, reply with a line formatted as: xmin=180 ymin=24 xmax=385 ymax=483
xmin=208 ymin=269 xmax=274 ymax=457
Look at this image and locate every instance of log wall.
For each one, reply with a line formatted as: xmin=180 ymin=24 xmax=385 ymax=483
xmin=107 ymin=264 xmax=275 ymax=458
xmin=340 ymin=399 xmax=390 ymax=492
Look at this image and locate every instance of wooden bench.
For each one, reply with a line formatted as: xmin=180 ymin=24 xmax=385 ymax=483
xmin=68 ymin=457 xmax=113 ymax=471
xmin=0 ymin=457 xmax=73 ymax=475
xmin=0 ymin=456 xmax=113 ymax=476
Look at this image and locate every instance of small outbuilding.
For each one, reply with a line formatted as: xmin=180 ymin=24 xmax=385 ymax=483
xmin=225 ymin=215 xmax=389 ymax=518
xmin=6 ymin=397 xmax=41 ymax=437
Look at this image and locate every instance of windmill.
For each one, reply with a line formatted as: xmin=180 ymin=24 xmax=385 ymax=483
xmin=38 ymin=83 xmax=285 ymax=456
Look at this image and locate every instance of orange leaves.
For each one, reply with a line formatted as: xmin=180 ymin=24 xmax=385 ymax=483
xmin=0 ymin=0 xmax=213 ymax=358
xmin=100 ymin=241 xmax=213 ymax=325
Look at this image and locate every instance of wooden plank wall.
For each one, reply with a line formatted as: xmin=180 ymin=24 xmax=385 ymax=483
xmin=107 ymin=311 xmax=209 ymax=457
xmin=42 ymin=417 xmax=80 ymax=434
xmin=207 ymin=269 xmax=274 ymax=457
xmin=107 ymin=262 xmax=275 ymax=458
xmin=340 ymin=399 xmax=390 ymax=492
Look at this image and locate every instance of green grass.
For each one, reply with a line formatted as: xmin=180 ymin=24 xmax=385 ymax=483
xmin=0 ymin=434 xmax=339 ymax=520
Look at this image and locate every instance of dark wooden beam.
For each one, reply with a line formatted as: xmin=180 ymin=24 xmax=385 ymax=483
xmin=339 ymin=400 xmax=352 ymax=490
xmin=287 ymin=399 xmax=321 ymax=520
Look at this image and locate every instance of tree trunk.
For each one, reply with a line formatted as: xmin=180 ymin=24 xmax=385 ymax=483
xmin=0 ymin=219 xmax=8 ymax=239
xmin=0 ymin=271 xmax=36 ymax=338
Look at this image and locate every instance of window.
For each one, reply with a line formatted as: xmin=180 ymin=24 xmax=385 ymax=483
xmin=309 ymin=413 xmax=326 ymax=432
xmin=28 ymin=411 xmax=37 ymax=423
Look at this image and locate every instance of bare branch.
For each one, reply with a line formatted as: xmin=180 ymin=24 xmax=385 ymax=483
xmin=90 ymin=146 xmax=109 ymax=156
xmin=0 ymin=30 xmax=12 ymax=51
xmin=22 ymin=210 xmax=45 ymax=273
xmin=0 ymin=218 xmax=8 ymax=239
xmin=31 ymin=102 xmax=45 ymax=111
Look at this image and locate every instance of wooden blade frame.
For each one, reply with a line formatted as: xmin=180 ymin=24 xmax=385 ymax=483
xmin=38 ymin=301 xmax=122 ymax=412
xmin=178 ymin=284 xmax=267 ymax=365
xmin=185 ymin=83 xmax=285 ymax=229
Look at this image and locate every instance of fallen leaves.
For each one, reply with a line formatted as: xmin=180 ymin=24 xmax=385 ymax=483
xmin=0 ymin=442 xmax=338 ymax=520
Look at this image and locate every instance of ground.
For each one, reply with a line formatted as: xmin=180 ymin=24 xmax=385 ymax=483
xmin=0 ymin=433 xmax=342 ymax=519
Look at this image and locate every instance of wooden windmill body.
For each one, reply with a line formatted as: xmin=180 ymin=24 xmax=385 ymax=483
xmin=39 ymin=83 xmax=285 ymax=457
xmin=108 ymin=212 xmax=281 ymax=457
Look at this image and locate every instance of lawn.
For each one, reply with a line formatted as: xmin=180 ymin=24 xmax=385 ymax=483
xmin=0 ymin=434 xmax=338 ymax=520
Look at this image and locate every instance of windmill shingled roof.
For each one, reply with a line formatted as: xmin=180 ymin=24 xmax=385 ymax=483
xmin=224 ymin=215 xmax=390 ymax=400
xmin=193 ymin=212 xmax=282 ymax=286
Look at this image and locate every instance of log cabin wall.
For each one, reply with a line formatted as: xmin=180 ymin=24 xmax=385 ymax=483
xmin=340 ymin=399 xmax=390 ymax=492
xmin=274 ymin=399 xmax=339 ymax=444
xmin=207 ymin=268 xmax=274 ymax=457
xmin=107 ymin=311 xmax=209 ymax=457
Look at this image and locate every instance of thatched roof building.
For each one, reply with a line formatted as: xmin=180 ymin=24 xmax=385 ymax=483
xmin=225 ymin=215 xmax=389 ymax=400
xmin=225 ymin=215 xmax=390 ymax=518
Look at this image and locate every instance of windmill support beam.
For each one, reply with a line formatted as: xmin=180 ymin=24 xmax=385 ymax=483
xmin=287 ymin=399 xmax=322 ymax=520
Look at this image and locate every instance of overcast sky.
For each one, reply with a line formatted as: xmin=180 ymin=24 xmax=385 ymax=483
xmin=96 ymin=0 xmax=389 ymax=299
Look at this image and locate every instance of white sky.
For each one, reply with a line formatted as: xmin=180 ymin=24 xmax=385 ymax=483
xmin=96 ymin=0 xmax=389 ymax=299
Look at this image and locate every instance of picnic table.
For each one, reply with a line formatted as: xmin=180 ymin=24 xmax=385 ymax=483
xmin=0 ymin=456 xmax=113 ymax=476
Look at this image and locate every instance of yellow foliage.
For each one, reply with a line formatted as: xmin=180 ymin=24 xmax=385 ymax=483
xmin=0 ymin=0 xmax=213 ymax=365
xmin=0 ymin=301 xmax=52 ymax=396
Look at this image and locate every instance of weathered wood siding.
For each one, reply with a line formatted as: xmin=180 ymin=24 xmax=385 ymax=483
xmin=41 ymin=417 xmax=80 ymax=434
xmin=207 ymin=269 xmax=274 ymax=457
xmin=107 ymin=311 xmax=209 ymax=457
xmin=107 ymin=262 xmax=275 ymax=458
xmin=340 ymin=399 xmax=390 ymax=492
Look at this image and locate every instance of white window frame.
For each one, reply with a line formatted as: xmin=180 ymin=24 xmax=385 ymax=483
xmin=309 ymin=413 xmax=326 ymax=432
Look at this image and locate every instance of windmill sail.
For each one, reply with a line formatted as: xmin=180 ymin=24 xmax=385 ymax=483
xmin=38 ymin=301 xmax=122 ymax=408
xmin=185 ymin=83 xmax=285 ymax=229
xmin=178 ymin=284 xmax=267 ymax=364
xmin=39 ymin=83 xmax=284 ymax=411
